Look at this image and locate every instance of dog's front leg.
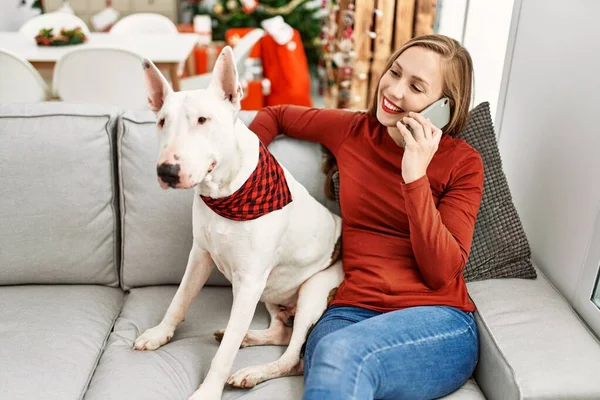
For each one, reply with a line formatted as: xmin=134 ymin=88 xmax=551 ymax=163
xmin=134 ymin=245 xmax=213 ymax=351
xmin=189 ymin=273 xmax=267 ymax=400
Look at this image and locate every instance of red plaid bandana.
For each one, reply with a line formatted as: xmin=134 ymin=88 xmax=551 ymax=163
xmin=200 ymin=141 xmax=293 ymax=221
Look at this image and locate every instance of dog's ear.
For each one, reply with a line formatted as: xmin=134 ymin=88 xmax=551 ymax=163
xmin=142 ymin=58 xmax=173 ymax=113
xmin=209 ymin=46 xmax=243 ymax=106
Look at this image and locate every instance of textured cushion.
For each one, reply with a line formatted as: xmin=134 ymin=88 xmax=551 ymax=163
xmin=84 ymin=285 xmax=484 ymax=400
xmin=457 ymin=102 xmax=536 ymax=281
xmin=0 ymin=102 xmax=120 ymax=286
xmin=0 ymin=285 xmax=124 ymax=400
xmin=118 ymin=110 xmax=338 ymax=289
xmin=331 ymin=102 xmax=536 ymax=282
xmin=467 ymin=264 xmax=600 ymax=399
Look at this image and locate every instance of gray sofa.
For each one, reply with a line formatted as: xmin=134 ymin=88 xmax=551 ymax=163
xmin=2 ymin=102 xmax=600 ymax=400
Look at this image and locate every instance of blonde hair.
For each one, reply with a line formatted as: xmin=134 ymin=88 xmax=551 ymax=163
xmin=367 ymin=34 xmax=474 ymax=137
xmin=323 ymin=34 xmax=474 ymax=200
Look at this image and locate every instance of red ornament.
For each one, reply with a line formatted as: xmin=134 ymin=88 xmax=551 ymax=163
xmin=241 ymin=0 xmax=258 ymax=13
xmin=343 ymin=27 xmax=353 ymax=39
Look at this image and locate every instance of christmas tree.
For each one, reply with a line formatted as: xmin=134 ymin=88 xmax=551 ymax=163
xmin=188 ymin=0 xmax=324 ymax=68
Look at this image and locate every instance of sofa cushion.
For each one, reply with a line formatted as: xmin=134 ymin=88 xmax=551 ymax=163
xmin=84 ymin=285 xmax=484 ymax=400
xmin=0 ymin=102 xmax=120 ymax=286
xmin=457 ymin=102 xmax=536 ymax=282
xmin=468 ymin=264 xmax=600 ymax=399
xmin=117 ymin=110 xmax=338 ymax=289
xmin=0 ymin=285 xmax=124 ymax=400
xmin=117 ymin=110 xmax=229 ymax=289
xmin=83 ymin=286 xmax=301 ymax=400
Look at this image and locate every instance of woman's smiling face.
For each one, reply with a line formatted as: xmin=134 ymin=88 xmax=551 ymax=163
xmin=376 ymin=46 xmax=444 ymax=143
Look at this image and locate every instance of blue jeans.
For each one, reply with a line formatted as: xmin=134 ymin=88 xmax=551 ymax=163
xmin=302 ymin=305 xmax=478 ymax=400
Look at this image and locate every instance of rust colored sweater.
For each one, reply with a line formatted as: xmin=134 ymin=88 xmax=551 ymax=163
xmin=249 ymin=105 xmax=484 ymax=312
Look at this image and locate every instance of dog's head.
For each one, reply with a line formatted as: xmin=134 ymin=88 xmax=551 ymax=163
xmin=142 ymin=46 xmax=244 ymax=189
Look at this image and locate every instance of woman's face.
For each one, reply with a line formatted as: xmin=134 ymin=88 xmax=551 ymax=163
xmin=376 ymin=46 xmax=444 ymax=143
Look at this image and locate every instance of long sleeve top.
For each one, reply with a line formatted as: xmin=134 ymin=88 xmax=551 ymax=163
xmin=249 ymin=105 xmax=484 ymax=312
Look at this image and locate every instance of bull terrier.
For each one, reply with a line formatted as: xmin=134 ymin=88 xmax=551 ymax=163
xmin=133 ymin=46 xmax=344 ymax=400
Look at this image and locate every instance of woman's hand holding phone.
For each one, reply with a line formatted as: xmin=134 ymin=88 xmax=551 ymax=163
xmin=396 ymin=112 xmax=443 ymax=184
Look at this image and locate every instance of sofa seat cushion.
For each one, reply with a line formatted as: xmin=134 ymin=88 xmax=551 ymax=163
xmin=0 ymin=285 xmax=124 ymax=400
xmin=85 ymin=286 xmax=484 ymax=400
xmin=468 ymin=264 xmax=600 ymax=399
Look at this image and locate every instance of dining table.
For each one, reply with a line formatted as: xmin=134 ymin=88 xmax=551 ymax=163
xmin=0 ymin=32 xmax=200 ymax=91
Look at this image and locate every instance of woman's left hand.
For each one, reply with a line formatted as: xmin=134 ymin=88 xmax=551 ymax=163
xmin=396 ymin=111 xmax=443 ymax=184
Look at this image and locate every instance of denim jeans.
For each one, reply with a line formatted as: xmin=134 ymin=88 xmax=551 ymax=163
xmin=302 ymin=305 xmax=478 ymax=400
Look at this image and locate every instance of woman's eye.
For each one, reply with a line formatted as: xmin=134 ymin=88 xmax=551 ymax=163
xmin=390 ymin=70 xmax=400 ymax=77
xmin=198 ymin=117 xmax=207 ymax=125
xmin=158 ymin=118 xmax=165 ymax=128
xmin=411 ymin=85 xmax=422 ymax=93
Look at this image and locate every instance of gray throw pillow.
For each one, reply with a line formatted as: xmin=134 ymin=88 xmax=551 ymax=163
xmin=332 ymin=102 xmax=536 ymax=282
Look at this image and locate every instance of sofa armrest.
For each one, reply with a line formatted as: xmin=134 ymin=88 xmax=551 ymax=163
xmin=467 ymin=264 xmax=600 ymax=399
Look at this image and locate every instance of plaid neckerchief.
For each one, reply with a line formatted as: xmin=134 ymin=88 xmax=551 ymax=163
xmin=200 ymin=141 xmax=293 ymax=221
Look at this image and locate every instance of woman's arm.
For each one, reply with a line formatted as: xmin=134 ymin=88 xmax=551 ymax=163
xmin=248 ymin=105 xmax=357 ymax=154
xmin=402 ymin=150 xmax=484 ymax=290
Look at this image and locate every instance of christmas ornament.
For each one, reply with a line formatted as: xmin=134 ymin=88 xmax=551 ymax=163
xmin=226 ymin=0 xmax=237 ymax=11
xmin=240 ymin=0 xmax=258 ymax=14
xmin=213 ymin=3 xmax=224 ymax=14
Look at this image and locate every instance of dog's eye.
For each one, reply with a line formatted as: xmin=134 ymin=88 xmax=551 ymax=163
xmin=158 ymin=118 xmax=165 ymax=128
xmin=198 ymin=117 xmax=207 ymax=125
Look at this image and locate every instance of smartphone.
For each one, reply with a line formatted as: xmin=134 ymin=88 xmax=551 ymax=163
xmin=405 ymin=97 xmax=451 ymax=135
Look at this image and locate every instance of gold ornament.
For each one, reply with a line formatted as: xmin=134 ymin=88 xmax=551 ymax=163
xmin=213 ymin=3 xmax=224 ymax=14
xmin=226 ymin=0 xmax=238 ymax=11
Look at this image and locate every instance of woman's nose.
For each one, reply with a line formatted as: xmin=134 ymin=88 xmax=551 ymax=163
xmin=388 ymin=84 xmax=406 ymax=100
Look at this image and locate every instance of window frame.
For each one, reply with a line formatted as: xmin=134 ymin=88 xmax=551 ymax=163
xmin=574 ymin=209 xmax=600 ymax=338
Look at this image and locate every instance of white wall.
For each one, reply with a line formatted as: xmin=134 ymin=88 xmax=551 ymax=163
xmin=0 ymin=0 xmax=42 ymax=31
xmin=496 ymin=0 xmax=600 ymax=321
xmin=463 ymin=0 xmax=515 ymax=122
xmin=437 ymin=0 xmax=515 ymax=123
xmin=436 ymin=0 xmax=467 ymax=43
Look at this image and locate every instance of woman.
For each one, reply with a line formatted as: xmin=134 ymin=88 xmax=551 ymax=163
xmin=249 ymin=34 xmax=483 ymax=400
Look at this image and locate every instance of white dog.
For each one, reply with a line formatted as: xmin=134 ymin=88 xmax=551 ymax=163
xmin=133 ymin=46 xmax=344 ymax=400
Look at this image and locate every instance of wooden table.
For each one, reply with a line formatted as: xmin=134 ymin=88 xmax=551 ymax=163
xmin=0 ymin=32 xmax=199 ymax=91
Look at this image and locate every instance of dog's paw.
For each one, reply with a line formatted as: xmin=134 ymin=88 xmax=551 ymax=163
xmin=227 ymin=366 xmax=266 ymax=389
xmin=133 ymin=323 xmax=174 ymax=351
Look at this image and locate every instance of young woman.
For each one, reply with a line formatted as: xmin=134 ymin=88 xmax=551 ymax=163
xmin=249 ymin=34 xmax=483 ymax=400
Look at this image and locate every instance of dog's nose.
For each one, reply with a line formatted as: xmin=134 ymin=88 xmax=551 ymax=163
xmin=157 ymin=163 xmax=180 ymax=185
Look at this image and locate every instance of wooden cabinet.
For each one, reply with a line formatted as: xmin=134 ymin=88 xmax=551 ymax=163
xmin=44 ymin=0 xmax=179 ymax=29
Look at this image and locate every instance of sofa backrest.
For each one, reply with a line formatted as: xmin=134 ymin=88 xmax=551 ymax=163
xmin=117 ymin=110 xmax=339 ymax=290
xmin=0 ymin=103 xmax=120 ymax=286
